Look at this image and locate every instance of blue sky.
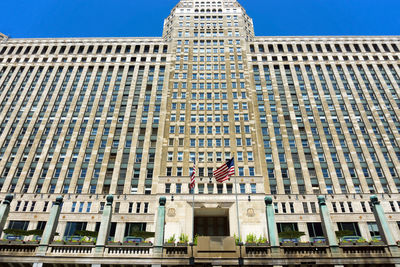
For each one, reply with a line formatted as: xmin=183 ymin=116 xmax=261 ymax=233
xmin=1 ymin=0 xmax=399 ymax=38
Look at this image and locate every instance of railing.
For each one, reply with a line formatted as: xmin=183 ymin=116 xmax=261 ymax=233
xmin=48 ymin=244 xmax=94 ymax=254
xmin=106 ymin=245 xmax=153 ymax=256
xmin=0 ymin=242 xmax=38 ymax=256
xmin=0 ymin=241 xmax=396 ymax=263
xmin=164 ymin=245 xmax=188 ymax=255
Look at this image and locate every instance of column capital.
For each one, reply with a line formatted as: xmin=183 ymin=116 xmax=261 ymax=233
xmin=55 ymin=196 xmax=63 ymax=205
xmin=106 ymin=195 xmax=114 ymax=206
xmin=318 ymin=195 xmax=326 ymax=205
xmin=159 ymin=196 xmax=166 ymax=206
xmin=370 ymin=195 xmax=379 ymax=205
xmin=264 ymin=196 xmax=272 ymax=206
xmin=3 ymin=194 xmax=13 ymax=205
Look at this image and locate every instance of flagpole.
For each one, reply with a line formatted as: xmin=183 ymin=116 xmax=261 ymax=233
xmin=233 ymin=154 xmax=241 ymax=243
xmin=191 ymin=160 xmax=195 ymax=243
xmin=192 ymin=185 xmax=195 ymax=243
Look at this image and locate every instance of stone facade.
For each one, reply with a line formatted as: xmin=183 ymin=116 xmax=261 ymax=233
xmin=0 ymin=0 xmax=399 ymax=266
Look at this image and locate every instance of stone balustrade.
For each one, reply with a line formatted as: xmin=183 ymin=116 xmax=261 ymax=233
xmin=106 ymin=245 xmax=153 ymax=256
xmin=0 ymin=241 xmax=396 ymax=265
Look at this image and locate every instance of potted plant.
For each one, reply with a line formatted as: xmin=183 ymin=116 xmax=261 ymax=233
xmin=75 ymin=230 xmax=98 ymax=245
xmin=177 ymin=233 xmax=189 ymax=246
xmin=312 ymin=237 xmax=327 ymax=247
xmin=3 ymin=229 xmax=28 ymax=243
xmin=335 ymin=230 xmax=353 ymax=245
xmin=107 ymin=240 xmax=121 ymax=246
xmin=233 ymin=234 xmax=242 ymax=245
xmin=64 ymin=235 xmax=83 ymax=245
xmin=164 ymin=235 xmax=176 ymax=247
xmin=133 ymin=231 xmax=155 ymax=246
xmin=193 ymin=234 xmax=199 ymax=246
xmin=298 ymin=241 xmax=312 ymax=246
xmin=278 ymin=230 xmax=305 ymax=246
xmin=25 ymin=230 xmax=43 ymax=244
xmin=355 ymin=238 xmax=368 ymax=246
xmin=257 ymin=236 xmax=269 ymax=246
xmin=245 ymin=233 xmax=257 ymax=247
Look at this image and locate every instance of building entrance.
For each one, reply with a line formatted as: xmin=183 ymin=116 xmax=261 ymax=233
xmin=194 ymin=208 xmax=229 ymax=236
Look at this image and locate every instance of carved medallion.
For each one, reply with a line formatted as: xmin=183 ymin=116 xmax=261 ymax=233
xmin=167 ymin=208 xmax=176 ymax=217
xmin=247 ymin=208 xmax=255 ymax=217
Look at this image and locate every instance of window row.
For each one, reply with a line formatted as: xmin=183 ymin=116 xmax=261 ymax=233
xmin=250 ymin=42 xmax=399 ymax=54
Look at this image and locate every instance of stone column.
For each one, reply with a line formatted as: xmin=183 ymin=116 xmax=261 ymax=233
xmin=265 ymin=196 xmax=279 ymax=254
xmin=318 ymin=196 xmax=339 ymax=254
xmin=0 ymin=194 xmax=13 ymax=237
xmin=153 ymin=196 xmax=166 ymax=256
xmin=95 ymin=195 xmax=113 ymax=255
xmin=370 ymin=195 xmax=400 ymax=256
xmin=37 ymin=196 xmax=63 ymax=256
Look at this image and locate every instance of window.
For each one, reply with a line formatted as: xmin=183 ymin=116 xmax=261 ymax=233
xmin=368 ymin=222 xmax=380 ymax=240
xmin=307 ymin=223 xmax=324 ymax=239
xmin=64 ymin=222 xmax=87 ymax=239
xmin=124 ymin=223 xmax=146 ymax=237
xmin=337 ymin=222 xmax=361 ymax=236
xmin=239 ymin=183 xmax=245 ymax=194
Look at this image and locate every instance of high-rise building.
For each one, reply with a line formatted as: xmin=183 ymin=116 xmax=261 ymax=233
xmin=0 ymin=0 xmax=400 ymax=266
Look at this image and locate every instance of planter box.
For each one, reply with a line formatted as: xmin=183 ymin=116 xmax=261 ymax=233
xmin=10 ymin=240 xmax=24 ymax=245
xmin=298 ymin=242 xmax=311 ymax=247
xmin=176 ymin=242 xmax=188 ymax=247
xmin=25 ymin=240 xmax=40 ymax=244
xmin=122 ymin=242 xmax=139 ymax=246
xmin=355 ymin=242 xmax=369 ymax=246
xmin=65 ymin=242 xmax=81 ymax=245
xmin=258 ymin=242 xmax=270 ymax=247
xmin=164 ymin=242 xmax=175 ymax=247
xmin=139 ymin=242 xmax=153 ymax=247
xmin=51 ymin=241 xmax=65 ymax=245
xmin=313 ymin=242 xmax=327 ymax=247
xmin=245 ymin=242 xmax=258 ymax=247
xmin=107 ymin=242 xmax=122 ymax=246
xmin=281 ymin=242 xmax=296 ymax=247
xmin=0 ymin=240 xmax=10 ymax=245
xmin=80 ymin=242 xmax=95 ymax=246
xmin=370 ymin=241 xmax=385 ymax=246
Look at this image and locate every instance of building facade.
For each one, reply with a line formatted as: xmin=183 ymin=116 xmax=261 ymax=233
xmin=0 ymin=0 xmax=400 ymax=266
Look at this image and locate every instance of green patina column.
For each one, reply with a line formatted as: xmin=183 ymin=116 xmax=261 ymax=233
xmin=0 ymin=194 xmax=13 ymax=236
xmin=318 ymin=196 xmax=339 ymax=254
xmin=0 ymin=195 xmax=13 ymax=239
xmin=265 ymin=196 xmax=279 ymax=254
xmin=153 ymin=196 xmax=166 ymax=257
xmin=95 ymin=195 xmax=114 ymax=255
xmin=370 ymin=195 xmax=400 ymax=256
xmin=37 ymin=196 xmax=63 ymax=256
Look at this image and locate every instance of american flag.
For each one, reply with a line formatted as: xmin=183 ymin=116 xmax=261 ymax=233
xmin=190 ymin=161 xmax=196 ymax=189
xmin=214 ymin=158 xmax=235 ymax=183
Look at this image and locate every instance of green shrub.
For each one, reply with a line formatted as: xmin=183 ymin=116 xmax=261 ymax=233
xmin=278 ymin=230 xmax=305 ymax=239
xmin=257 ymin=235 xmax=268 ymax=243
xmin=245 ymin=233 xmax=257 ymax=243
xmin=179 ymin=233 xmax=189 ymax=243
xmin=167 ymin=234 xmax=176 ymax=243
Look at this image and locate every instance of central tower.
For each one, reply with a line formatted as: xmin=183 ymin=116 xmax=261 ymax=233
xmin=163 ymin=0 xmax=254 ymax=41
xmin=158 ymin=0 xmax=263 ymax=190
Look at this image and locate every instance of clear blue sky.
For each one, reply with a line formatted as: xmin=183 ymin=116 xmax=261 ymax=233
xmin=1 ymin=0 xmax=399 ymax=38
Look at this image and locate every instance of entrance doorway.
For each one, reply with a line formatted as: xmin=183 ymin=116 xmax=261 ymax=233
xmin=194 ymin=208 xmax=229 ymax=236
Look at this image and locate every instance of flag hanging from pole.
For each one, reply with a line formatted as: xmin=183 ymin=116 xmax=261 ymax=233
xmin=190 ymin=160 xmax=196 ymax=189
xmin=214 ymin=157 xmax=235 ymax=183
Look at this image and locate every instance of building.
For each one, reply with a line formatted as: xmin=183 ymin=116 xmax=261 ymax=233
xmin=0 ymin=0 xmax=399 ymax=266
